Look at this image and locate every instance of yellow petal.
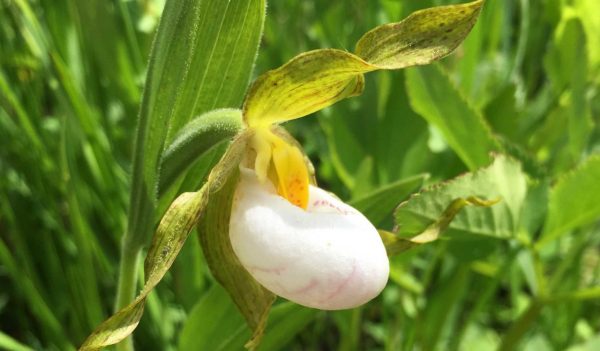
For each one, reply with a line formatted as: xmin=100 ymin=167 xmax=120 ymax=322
xmin=271 ymin=139 xmax=309 ymax=209
xmin=250 ymin=127 xmax=310 ymax=209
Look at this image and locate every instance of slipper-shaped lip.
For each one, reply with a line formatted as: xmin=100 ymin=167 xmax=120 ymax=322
xmin=229 ymin=168 xmax=389 ymax=310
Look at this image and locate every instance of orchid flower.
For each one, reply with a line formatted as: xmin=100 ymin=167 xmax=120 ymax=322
xmin=227 ymin=0 xmax=485 ymax=309
xmin=230 ymin=121 xmax=389 ymax=310
xmin=79 ymin=2 xmax=485 ymax=350
xmin=211 ymin=0 xmax=484 ymax=343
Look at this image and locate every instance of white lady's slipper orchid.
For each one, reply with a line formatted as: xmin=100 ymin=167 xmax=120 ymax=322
xmin=229 ymin=127 xmax=389 ymax=310
xmin=80 ymin=3 xmax=485 ymax=349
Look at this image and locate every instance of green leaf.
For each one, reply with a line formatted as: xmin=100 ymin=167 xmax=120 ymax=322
xmin=544 ymin=18 xmax=587 ymax=93
xmin=355 ymin=0 xmax=484 ymax=69
xmin=394 ymin=155 xmax=527 ymax=239
xmin=158 ymin=109 xmax=243 ymax=195
xmin=405 ymin=63 xmax=501 ymax=170
xmin=549 ymin=286 xmax=600 ymax=303
xmin=79 ymin=134 xmax=251 ymax=350
xmin=243 ymin=0 xmax=483 ymax=126
xmin=115 ymin=0 xmax=265 ymax=340
xmin=125 ymin=0 xmax=266 ymax=254
xmin=197 ymin=165 xmax=275 ymax=350
xmin=538 ymin=156 xmax=600 ymax=247
xmin=544 ymin=17 xmax=593 ymax=163
xmin=0 ymin=330 xmax=35 ymax=351
xmin=349 ymin=173 xmax=428 ymax=226
xmin=418 ymin=266 xmax=470 ymax=350
xmin=318 ymin=71 xmax=431 ymax=191
xmin=178 ymin=284 xmax=248 ymax=351
xmin=203 ymin=302 xmax=318 ymax=351
xmin=179 ymin=286 xmax=317 ymax=351
xmin=163 ymin=0 xmax=266 ymax=142
xmin=575 ymin=0 xmax=600 ymax=75
xmin=0 ymin=70 xmax=44 ymax=152
xmin=71 ymin=0 xmax=141 ymax=104
xmin=381 ymin=196 xmax=497 ymax=256
xmin=157 ymin=142 xmax=230 ymax=217
xmin=258 ymin=303 xmax=319 ymax=350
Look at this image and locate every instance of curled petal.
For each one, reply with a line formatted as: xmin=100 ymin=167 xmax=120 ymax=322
xmin=250 ymin=127 xmax=310 ymax=208
xmin=229 ymin=169 xmax=389 ymax=310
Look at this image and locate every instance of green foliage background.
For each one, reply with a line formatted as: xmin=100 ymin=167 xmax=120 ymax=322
xmin=1 ymin=0 xmax=600 ymax=350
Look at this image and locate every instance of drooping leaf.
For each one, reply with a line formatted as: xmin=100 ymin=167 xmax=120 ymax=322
xmin=394 ymin=155 xmax=527 ymax=239
xmin=538 ymin=156 xmax=600 ymax=247
xmin=405 ymin=63 xmax=501 ymax=170
xmin=79 ymin=189 xmax=208 ymax=350
xmin=243 ymin=0 xmax=484 ymax=126
xmin=79 ymin=134 xmax=250 ymax=350
xmin=157 ymin=140 xmax=230 ymax=217
xmin=381 ymin=196 xmax=497 ymax=256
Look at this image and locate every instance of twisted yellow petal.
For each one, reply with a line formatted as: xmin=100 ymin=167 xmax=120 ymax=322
xmin=251 ymin=127 xmax=309 ymax=209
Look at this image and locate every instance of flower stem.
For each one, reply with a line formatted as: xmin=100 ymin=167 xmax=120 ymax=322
xmin=114 ymin=241 xmax=142 ymax=351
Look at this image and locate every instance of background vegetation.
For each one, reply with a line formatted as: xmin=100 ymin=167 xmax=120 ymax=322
xmin=1 ymin=0 xmax=599 ymax=350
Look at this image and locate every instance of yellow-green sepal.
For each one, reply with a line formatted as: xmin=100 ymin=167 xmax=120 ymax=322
xmin=243 ymin=49 xmax=373 ymax=126
xmin=243 ymin=0 xmax=484 ymax=126
xmin=355 ymin=0 xmax=484 ymax=68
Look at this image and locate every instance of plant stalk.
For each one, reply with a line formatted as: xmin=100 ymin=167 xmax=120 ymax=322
xmin=114 ymin=242 xmax=143 ymax=351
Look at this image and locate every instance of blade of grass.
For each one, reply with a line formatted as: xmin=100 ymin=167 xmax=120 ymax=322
xmin=0 ymin=331 xmax=35 ymax=351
